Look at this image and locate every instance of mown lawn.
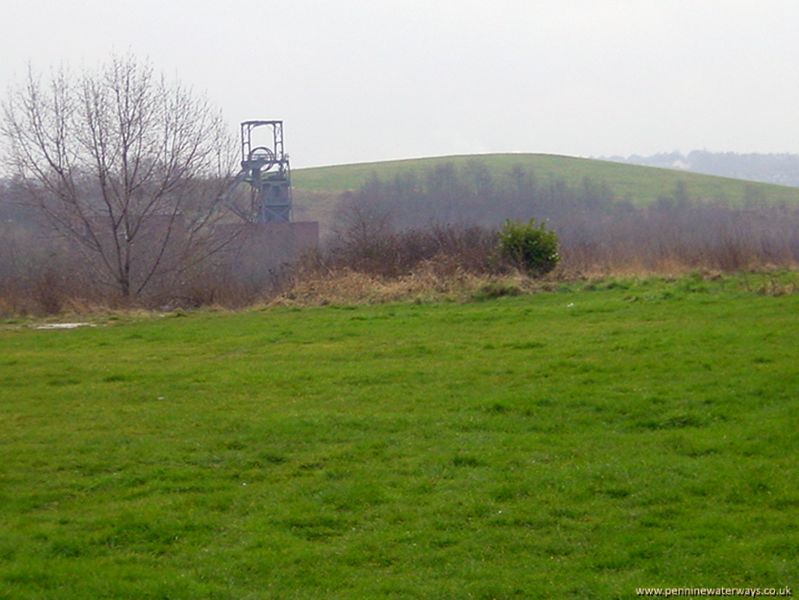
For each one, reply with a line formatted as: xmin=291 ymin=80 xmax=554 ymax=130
xmin=0 ymin=276 xmax=797 ymax=598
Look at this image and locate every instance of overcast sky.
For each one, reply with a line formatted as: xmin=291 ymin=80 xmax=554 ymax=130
xmin=0 ymin=0 xmax=796 ymax=168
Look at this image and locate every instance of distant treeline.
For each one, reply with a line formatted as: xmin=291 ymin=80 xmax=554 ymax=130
xmin=606 ymin=151 xmax=799 ymax=188
xmin=333 ymin=160 xmax=621 ymax=232
xmin=332 ymin=160 xmax=799 ymax=274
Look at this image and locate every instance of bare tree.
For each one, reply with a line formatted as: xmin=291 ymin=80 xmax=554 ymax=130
xmin=1 ymin=56 xmax=235 ymax=298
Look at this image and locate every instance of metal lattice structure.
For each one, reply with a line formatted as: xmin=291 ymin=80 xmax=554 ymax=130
xmin=224 ymin=120 xmax=292 ymax=223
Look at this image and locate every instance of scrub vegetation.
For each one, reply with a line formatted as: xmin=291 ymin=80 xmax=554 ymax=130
xmin=1 ymin=273 xmax=797 ymax=598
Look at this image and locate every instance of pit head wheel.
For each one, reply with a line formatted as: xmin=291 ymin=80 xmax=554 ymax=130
xmin=248 ymin=146 xmax=276 ymax=169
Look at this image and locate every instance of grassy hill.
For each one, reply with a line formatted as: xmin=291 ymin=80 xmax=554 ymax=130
xmin=293 ymin=153 xmax=799 ymax=206
xmin=1 ymin=274 xmax=797 ymax=598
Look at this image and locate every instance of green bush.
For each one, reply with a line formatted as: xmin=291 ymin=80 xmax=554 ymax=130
xmin=497 ymin=219 xmax=560 ymax=276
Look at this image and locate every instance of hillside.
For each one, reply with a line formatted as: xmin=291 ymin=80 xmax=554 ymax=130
xmin=293 ymin=153 xmax=799 ymax=206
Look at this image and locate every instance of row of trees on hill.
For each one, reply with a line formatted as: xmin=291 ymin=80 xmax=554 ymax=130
xmin=334 ymin=162 xmax=618 ymax=234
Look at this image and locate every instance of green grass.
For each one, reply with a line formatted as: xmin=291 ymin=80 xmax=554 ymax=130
xmin=293 ymin=153 xmax=799 ymax=206
xmin=1 ymin=274 xmax=798 ymax=598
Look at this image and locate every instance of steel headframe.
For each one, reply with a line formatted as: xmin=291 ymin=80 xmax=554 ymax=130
xmin=238 ymin=120 xmax=292 ymax=223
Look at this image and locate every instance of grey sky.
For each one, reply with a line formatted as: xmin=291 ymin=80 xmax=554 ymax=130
xmin=1 ymin=0 xmax=796 ymax=168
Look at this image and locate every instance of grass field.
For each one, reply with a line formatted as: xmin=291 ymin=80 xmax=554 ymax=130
xmin=1 ymin=274 xmax=797 ymax=598
xmin=293 ymin=153 xmax=799 ymax=206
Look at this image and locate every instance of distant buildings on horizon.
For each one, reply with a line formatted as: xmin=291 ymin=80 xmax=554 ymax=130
xmin=602 ymin=151 xmax=799 ymax=188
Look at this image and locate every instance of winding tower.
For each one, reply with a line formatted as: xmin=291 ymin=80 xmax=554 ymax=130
xmin=234 ymin=120 xmax=293 ymax=223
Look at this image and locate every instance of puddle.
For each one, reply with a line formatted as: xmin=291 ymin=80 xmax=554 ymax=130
xmin=35 ymin=323 xmax=97 ymax=330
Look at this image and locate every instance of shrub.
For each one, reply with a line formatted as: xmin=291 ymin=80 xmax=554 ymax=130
xmin=497 ymin=219 xmax=560 ymax=276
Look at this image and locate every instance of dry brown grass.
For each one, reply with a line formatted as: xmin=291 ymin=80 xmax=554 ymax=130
xmin=4 ymin=265 xmax=797 ymax=317
xmin=269 ymin=260 xmax=543 ymax=307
